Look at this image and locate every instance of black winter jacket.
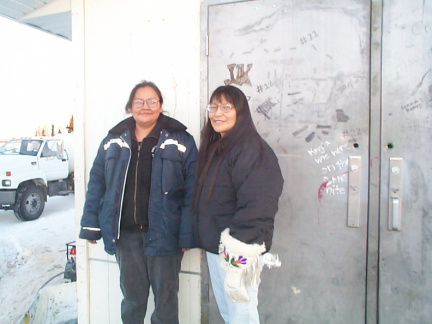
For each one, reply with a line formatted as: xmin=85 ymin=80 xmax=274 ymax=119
xmin=195 ymin=136 xmax=284 ymax=254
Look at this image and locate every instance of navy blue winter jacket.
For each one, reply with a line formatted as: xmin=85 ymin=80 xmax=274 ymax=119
xmin=79 ymin=115 xmax=198 ymax=255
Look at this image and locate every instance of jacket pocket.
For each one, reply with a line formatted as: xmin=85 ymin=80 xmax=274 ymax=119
xmin=162 ymin=197 xmax=182 ymax=237
xmin=104 ymin=144 xmax=121 ymax=182
xmin=160 ymin=147 xmax=184 ymax=194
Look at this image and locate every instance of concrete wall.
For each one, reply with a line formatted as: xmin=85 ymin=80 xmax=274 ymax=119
xmin=72 ymin=0 xmax=202 ymax=322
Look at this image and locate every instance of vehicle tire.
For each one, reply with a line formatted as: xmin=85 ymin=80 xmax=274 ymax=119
xmin=67 ymin=172 xmax=74 ymax=192
xmin=13 ymin=185 xmax=45 ymax=221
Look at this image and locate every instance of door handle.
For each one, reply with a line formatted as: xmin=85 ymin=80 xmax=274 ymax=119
xmin=388 ymin=158 xmax=403 ymax=231
xmin=348 ymin=156 xmax=362 ymax=228
xmin=391 ymin=197 xmax=399 ymax=230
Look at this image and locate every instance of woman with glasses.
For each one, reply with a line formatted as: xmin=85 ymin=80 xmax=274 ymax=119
xmin=193 ymin=85 xmax=284 ymax=323
xmin=79 ymin=80 xmax=198 ymax=323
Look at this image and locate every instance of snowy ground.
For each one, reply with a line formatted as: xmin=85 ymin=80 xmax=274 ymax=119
xmin=0 ymin=194 xmax=76 ymax=323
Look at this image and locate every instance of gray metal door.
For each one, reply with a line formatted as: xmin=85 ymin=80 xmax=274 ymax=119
xmin=204 ymin=0 xmax=432 ymax=323
xmin=379 ymin=1 xmax=432 ymax=323
xmin=206 ymin=0 xmax=370 ymax=323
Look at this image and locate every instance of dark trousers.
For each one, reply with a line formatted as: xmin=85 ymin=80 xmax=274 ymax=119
xmin=115 ymin=230 xmax=183 ymax=324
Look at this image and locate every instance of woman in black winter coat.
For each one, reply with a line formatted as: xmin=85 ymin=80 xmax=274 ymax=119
xmin=194 ymin=85 xmax=283 ymax=323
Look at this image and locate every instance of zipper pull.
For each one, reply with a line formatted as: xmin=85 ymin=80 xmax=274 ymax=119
xmin=137 ymin=142 xmax=142 ymax=158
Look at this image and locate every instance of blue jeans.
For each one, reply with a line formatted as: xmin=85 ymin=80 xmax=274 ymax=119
xmin=207 ymin=252 xmax=260 ymax=324
xmin=115 ymin=230 xmax=183 ymax=324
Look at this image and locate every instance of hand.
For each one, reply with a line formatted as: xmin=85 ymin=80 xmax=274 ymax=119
xmin=182 ymin=248 xmax=190 ymax=252
xmin=88 ymin=240 xmax=97 ymax=244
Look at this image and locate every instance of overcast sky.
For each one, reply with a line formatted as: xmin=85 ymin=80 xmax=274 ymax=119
xmin=0 ymin=16 xmax=77 ymax=141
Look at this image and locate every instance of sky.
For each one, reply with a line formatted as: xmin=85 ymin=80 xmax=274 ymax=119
xmin=0 ymin=16 xmax=77 ymax=141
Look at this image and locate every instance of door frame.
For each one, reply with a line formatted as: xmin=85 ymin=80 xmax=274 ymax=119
xmin=367 ymin=1 xmax=383 ymax=323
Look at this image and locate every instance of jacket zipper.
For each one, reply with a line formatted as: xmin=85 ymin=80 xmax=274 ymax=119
xmin=146 ymin=132 xmax=162 ymax=238
xmin=133 ymin=142 xmax=142 ymax=224
xmin=117 ymin=135 xmax=131 ymax=239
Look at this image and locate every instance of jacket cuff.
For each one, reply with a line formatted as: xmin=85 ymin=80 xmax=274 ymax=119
xmin=179 ymin=236 xmax=197 ymax=249
xmin=79 ymin=227 xmax=102 ymax=241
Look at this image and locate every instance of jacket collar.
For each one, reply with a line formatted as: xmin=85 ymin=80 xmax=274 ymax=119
xmin=109 ymin=114 xmax=187 ymax=135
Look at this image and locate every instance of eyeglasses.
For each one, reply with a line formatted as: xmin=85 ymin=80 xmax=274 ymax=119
xmin=132 ymin=98 xmax=160 ymax=108
xmin=206 ymin=104 xmax=234 ymax=114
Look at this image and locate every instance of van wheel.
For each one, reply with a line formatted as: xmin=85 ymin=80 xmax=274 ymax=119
xmin=13 ymin=185 xmax=45 ymax=221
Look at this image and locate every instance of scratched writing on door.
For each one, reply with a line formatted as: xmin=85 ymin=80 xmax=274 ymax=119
xmin=308 ymin=141 xmax=350 ymax=200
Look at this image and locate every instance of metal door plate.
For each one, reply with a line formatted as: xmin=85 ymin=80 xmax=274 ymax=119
xmin=348 ymin=156 xmax=362 ymax=228
xmin=388 ymin=158 xmax=403 ymax=231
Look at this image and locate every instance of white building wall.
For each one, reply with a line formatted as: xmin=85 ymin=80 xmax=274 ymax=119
xmin=71 ymin=0 xmax=202 ymax=323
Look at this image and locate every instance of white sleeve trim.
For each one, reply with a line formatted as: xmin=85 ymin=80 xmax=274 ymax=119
xmin=82 ymin=227 xmax=101 ymax=232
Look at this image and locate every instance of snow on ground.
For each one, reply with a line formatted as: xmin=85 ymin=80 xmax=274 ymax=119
xmin=0 ymin=194 xmax=76 ymax=323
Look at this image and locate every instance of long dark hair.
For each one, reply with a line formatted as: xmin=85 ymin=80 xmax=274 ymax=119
xmin=193 ymin=85 xmax=262 ymax=208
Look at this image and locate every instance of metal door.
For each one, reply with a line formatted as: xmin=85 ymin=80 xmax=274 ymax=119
xmin=206 ymin=0 xmax=371 ymax=323
xmin=379 ymin=1 xmax=432 ymax=323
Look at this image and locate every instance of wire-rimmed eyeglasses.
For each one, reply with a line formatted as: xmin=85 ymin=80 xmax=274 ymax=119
xmin=132 ymin=98 xmax=160 ymax=109
xmin=206 ymin=104 xmax=234 ymax=114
